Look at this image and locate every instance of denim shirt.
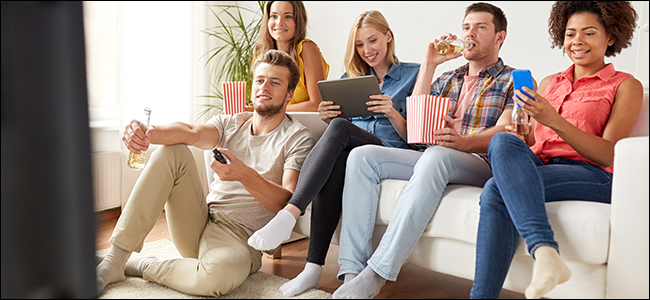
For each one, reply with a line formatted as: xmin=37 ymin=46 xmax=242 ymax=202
xmin=341 ymin=62 xmax=420 ymax=149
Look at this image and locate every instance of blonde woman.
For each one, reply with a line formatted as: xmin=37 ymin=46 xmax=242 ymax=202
xmin=253 ymin=1 xmax=329 ymax=112
xmin=247 ymin=10 xmax=420 ymax=297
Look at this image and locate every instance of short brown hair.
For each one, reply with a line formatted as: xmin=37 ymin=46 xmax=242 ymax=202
xmin=465 ymin=2 xmax=508 ymax=34
xmin=253 ymin=49 xmax=301 ymax=92
xmin=548 ymin=1 xmax=638 ymax=57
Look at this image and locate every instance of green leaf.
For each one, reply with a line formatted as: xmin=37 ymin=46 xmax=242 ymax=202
xmin=196 ymin=1 xmax=265 ymax=122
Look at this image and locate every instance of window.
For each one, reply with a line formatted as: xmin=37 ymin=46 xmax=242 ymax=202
xmin=83 ymin=1 xmax=196 ymax=154
xmin=83 ymin=1 xmax=201 ymax=210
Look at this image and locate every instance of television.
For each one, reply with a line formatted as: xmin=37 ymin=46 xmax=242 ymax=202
xmin=1 ymin=1 xmax=97 ymax=298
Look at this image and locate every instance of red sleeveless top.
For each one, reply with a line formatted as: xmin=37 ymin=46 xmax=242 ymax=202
xmin=531 ymin=63 xmax=633 ymax=173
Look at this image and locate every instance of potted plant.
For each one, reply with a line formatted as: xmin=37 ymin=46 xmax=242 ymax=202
xmin=196 ymin=1 xmax=265 ymax=120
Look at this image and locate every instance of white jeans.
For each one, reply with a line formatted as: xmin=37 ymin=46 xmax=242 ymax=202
xmin=337 ymin=144 xmax=492 ymax=281
xmin=111 ymin=145 xmax=262 ymax=297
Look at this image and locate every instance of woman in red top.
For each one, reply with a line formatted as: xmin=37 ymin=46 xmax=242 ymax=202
xmin=470 ymin=2 xmax=643 ymax=299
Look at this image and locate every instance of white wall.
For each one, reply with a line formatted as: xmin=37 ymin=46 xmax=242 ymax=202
xmin=303 ymin=1 xmax=649 ymax=88
xmin=121 ymin=1 xmax=193 ymax=126
xmin=86 ymin=1 xmax=211 ymax=210
xmin=85 ymin=1 xmax=199 ymax=210
xmin=120 ymin=1 xmax=208 ymax=208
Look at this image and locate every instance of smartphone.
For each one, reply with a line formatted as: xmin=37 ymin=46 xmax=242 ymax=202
xmin=512 ymin=69 xmax=534 ymax=101
xmin=212 ymin=148 xmax=227 ymax=164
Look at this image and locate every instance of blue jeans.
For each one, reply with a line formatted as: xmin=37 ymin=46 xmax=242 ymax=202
xmin=287 ymin=118 xmax=384 ymax=266
xmin=337 ymin=144 xmax=492 ymax=281
xmin=470 ymin=132 xmax=613 ymax=299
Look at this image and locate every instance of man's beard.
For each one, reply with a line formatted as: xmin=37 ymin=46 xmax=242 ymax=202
xmin=254 ymin=99 xmax=285 ymax=117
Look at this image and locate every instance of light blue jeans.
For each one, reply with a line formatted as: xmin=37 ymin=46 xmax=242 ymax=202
xmin=337 ymin=144 xmax=493 ymax=281
xmin=470 ymin=132 xmax=613 ymax=299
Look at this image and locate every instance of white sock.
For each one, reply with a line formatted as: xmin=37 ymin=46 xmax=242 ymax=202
xmin=344 ymin=273 xmax=357 ymax=284
xmin=279 ymin=262 xmax=322 ymax=297
xmin=525 ymin=246 xmax=571 ymax=299
xmin=248 ymin=209 xmax=296 ymax=250
xmin=125 ymin=255 xmax=159 ymax=277
xmin=331 ymin=273 xmax=358 ymax=298
xmin=96 ymin=254 xmax=105 ymax=266
xmin=333 ymin=266 xmax=385 ymax=299
xmin=96 ymin=245 xmax=131 ymax=293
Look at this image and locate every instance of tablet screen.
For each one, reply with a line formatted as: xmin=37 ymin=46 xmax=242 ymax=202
xmin=317 ymin=75 xmax=382 ymax=119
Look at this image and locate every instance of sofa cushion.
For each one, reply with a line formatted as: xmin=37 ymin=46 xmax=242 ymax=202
xmin=527 ymin=201 xmax=611 ymax=265
xmin=377 ymin=181 xmax=482 ymax=244
xmin=377 ymin=180 xmax=611 ymax=265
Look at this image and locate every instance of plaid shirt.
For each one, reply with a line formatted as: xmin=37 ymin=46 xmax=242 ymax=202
xmin=431 ymin=57 xmax=515 ymax=136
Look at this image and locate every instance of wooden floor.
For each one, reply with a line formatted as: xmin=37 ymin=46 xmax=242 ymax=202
xmin=96 ymin=208 xmax=525 ymax=299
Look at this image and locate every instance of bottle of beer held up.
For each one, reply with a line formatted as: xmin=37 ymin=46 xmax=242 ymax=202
xmin=127 ymin=107 xmax=151 ymax=171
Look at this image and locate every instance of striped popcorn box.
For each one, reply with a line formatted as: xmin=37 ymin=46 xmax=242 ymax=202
xmin=406 ymin=95 xmax=451 ymax=145
xmin=222 ymin=81 xmax=247 ymax=115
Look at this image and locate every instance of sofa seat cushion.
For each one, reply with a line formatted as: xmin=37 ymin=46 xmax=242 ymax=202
xmin=377 ymin=181 xmax=482 ymax=244
xmin=524 ymin=201 xmax=611 ymax=265
xmin=377 ymin=180 xmax=611 ymax=265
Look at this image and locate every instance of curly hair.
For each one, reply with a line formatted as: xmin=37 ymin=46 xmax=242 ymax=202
xmin=548 ymin=1 xmax=638 ymax=57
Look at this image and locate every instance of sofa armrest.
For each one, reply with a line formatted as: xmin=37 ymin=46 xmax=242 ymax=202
xmin=607 ymin=136 xmax=649 ymax=299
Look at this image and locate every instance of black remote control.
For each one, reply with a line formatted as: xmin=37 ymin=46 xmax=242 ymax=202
xmin=212 ymin=148 xmax=227 ymax=164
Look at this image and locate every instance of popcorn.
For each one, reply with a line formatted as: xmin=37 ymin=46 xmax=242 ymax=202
xmin=406 ymin=95 xmax=451 ymax=145
xmin=223 ymin=81 xmax=247 ymax=115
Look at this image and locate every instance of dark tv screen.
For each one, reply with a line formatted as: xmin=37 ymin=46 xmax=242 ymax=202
xmin=2 ymin=1 xmax=97 ymax=298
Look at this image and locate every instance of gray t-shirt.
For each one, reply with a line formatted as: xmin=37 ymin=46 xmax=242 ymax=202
xmin=206 ymin=112 xmax=315 ymax=235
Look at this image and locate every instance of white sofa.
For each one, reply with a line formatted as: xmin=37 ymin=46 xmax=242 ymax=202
xmin=197 ymin=94 xmax=648 ymax=298
xmin=289 ymin=92 xmax=649 ymax=299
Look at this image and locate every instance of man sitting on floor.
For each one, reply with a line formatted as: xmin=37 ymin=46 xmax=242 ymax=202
xmin=95 ymin=49 xmax=315 ymax=297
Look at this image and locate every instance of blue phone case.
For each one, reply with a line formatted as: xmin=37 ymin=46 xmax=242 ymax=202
xmin=512 ymin=69 xmax=534 ymax=102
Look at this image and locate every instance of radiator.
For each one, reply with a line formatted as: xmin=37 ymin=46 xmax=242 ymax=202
xmin=92 ymin=152 xmax=121 ymax=211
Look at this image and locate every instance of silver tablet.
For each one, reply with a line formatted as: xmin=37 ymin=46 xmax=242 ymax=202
xmin=317 ymin=75 xmax=382 ymax=119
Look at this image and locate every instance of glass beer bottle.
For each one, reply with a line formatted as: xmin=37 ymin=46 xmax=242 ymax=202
xmin=510 ymin=103 xmax=530 ymax=142
xmin=436 ymin=39 xmax=471 ymax=55
xmin=127 ymin=107 xmax=151 ymax=171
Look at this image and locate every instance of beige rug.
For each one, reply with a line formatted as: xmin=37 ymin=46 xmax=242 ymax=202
xmin=97 ymin=239 xmax=331 ymax=299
